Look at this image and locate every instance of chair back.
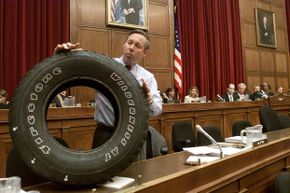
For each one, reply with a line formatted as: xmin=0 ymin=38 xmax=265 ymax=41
xmin=232 ymin=120 xmax=252 ymax=136
xmin=278 ymin=114 xmax=290 ymax=128
xmin=172 ymin=121 xmax=195 ymax=152
xmin=275 ymin=171 xmax=290 ymax=193
xmin=196 ymin=125 xmax=222 ymax=146
xmin=259 ymin=105 xmax=284 ymax=132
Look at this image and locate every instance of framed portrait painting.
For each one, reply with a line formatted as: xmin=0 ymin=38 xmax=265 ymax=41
xmin=106 ymin=0 xmax=148 ymax=30
xmin=255 ymin=8 xmax=277 ymax=48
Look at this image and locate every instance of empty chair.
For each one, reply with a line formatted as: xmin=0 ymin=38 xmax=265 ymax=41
xmin=172 ymin=121 xmax=195 ymax=152
xmin=275 ymin=171 xmax=290 ymax=193
xmin=6 ymin=137 xmax=69 ymax=187
xmin=196 ymin=125 xmax=222 ymax=146
xmin=232 ymin=120 xmax=252 ymax=136
xmin=278 ymin=114 xmax=290 ymax=128
xmin=259 ymin=105 xmax=283 ymax=132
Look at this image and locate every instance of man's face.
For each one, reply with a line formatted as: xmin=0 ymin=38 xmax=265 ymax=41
xmin=263 ymin=17 xmax=267 ymax=25
xmin=227 ymin=84 xmax=235 ymax=94
xmin=122 ymin=33 xmax=148 ymax=66
xmin=238 ymin=86 xmax=245 ymax=94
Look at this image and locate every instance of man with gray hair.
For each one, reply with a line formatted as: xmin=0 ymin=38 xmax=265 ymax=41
xmin=235 ymin=83 xmax=250 ymax=101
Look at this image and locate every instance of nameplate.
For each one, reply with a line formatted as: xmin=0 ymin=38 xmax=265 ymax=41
xmin=252 ymin=138 xmax=268 ymax=147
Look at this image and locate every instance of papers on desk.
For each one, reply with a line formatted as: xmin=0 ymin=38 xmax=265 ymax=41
xmin=224 ymin=136 xmax=244 ymax=143
xmin=99 ymin=176 xmax=135 ymax=189
xmin=185 ymin=156 xmax=220 ymax=165
xmin=183 ymin=145 xmax=247 ymax=157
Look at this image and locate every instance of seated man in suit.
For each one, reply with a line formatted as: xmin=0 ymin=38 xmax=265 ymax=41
xmin=222 ymin=83 xmax=239 ymax=102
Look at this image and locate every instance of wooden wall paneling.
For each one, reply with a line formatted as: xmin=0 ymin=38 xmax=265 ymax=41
xmin=148 ymin=2 xmax=169 ymax=35
xmin=111 ymin=30 xmax=127 ymax=56
xmin=276 ymin=28 xmax=288 ymax=51
xmin=240 ymin=0 xmax=256 ymax=20
xmin=272 ymin=5 xmax=285 ymax=28
xmin=79 ymin=28 xmax=111 ymax=54
xmin=70 ymin=86 xmax=96 ymax=104
xmin=276 ymin=52 xmax=288 ymax=72
xmin=245 ymin=49 xmax=260 ymax=71
xmin=144 ymin=36 xmax=171 ymax=69
xmin=244 ymin=22 xmax=257 ymax=46
xmin=152 ymin=70 xmax=173 ymax=92
xmin=260 ymin=51 xmax=275 ymax=73
xmin=79 ymin=0 xmax=106 ymax=27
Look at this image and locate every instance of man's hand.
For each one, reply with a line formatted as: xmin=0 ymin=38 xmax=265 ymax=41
xmin=53 ymin=42 xmax=82 ymax=55
xmin=141 ymin=79 xmax=153 ymax=104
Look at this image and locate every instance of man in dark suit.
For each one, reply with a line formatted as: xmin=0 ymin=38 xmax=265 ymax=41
xmin=259 ymin=16 xmax=272 ymax=45
xmin=122 ymin=0 xmax=143 ymax=25
xmin=222 ymin=83 xmax=239 ymax=102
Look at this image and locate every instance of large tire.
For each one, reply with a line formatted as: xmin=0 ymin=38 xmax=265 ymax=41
xmin=9 ymin=51 xmax=149 ymax=186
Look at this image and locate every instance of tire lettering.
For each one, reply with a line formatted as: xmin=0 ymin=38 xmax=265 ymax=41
xmin=28 ymin=103 xmax=35 ymax=113
xmin=35 ymin=83 xmax=44 ymax=92
xmin=39 ymin=145 xmax=51 ymax=154
xmin=27 ymin=115 xmax=35 ymax=125
xmin=27 ymin=67 xmax=63 ymax=155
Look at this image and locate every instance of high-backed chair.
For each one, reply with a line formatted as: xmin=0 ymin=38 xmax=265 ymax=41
xmin=259 ymin=105 xmax=284 ymax=132
xmin=6 ymin=137 xmax=69 ymax=187
xmin=275 ymin=171 xmax=290 ymax=193
xmin=172 ymin=121 xmax=195 ymax=152
xmin=278 ymin=114 xmax=290 ymax=128
xmin=232 ymin=120 xmax=252 ymax=136
xmin=196 ymin=125 xmax=222 ymax=146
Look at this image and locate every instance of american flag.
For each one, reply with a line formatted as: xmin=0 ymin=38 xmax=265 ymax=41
xmin=174 ymin=11 xmax=183 ymax=95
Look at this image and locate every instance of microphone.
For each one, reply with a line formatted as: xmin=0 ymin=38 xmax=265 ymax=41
xmin=195 ymin=125 xmax=223 ymax=158
xmin=217 ymin=94 xmax=225 ymax=102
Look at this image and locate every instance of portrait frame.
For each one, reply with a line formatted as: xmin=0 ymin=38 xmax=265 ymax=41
xmin=106 ymin=0 xmax=148 ymax=30
xmin=255 ymin=8 xmax=277 ymax=48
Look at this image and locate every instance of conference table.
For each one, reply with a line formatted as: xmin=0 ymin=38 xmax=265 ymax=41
xmin=25 ymin=128 xmax=290 ymax=193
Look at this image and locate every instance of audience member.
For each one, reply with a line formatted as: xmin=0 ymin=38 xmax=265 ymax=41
xmin=276 ymin=86 xmax=284 ymax=95
xmin=260 ymin=82 xmax=274 ymax=98
xmin=184 ymin=86 xmax=200 ymax=103
xmin=0 ymin=89 xmax=9 ymax=109
xmin=52 ymin=90 xmax=68 ymax=107
xmin=162 ymin=87 xmax=179 ymax=104
xmin=250 ymin=85 xmax=263 ymax=101
xmin=234 ymin=83 xmax=250 ymax=101
xmin=221 ymin=83 xmax=239 ymax=102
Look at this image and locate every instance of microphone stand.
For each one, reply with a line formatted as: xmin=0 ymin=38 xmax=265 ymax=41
xmin=196 ymin=125 xmax=224 ymax=158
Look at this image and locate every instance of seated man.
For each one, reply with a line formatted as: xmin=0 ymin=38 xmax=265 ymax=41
xmin=54 ymin=29 xmax=167 ymax=159
xmin=221 ymin=83 xmax=239 ymax=102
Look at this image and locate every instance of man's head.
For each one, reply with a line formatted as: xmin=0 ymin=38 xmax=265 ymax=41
xmin=263 ymin=16 xmax=267 ymax=25
xmin=0 ymin=89 xmax=8 ymax=104
xmin=237 ymin=83 xmax=246 ymax=94
xmin=122 ymin=29 xmax=150 ymax=66
xmin=227 ymin=83 xmax=235 ymax=95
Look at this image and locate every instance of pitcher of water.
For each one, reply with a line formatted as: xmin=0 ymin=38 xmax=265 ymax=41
xmin=240 ymin=124 xmax=263 ymax=148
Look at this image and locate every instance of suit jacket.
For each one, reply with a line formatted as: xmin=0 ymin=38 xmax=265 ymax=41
xmin=221 ymin=93 xmax=239 ymax=102
xmin=122 ymin=0 xmax=143 ymax=25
